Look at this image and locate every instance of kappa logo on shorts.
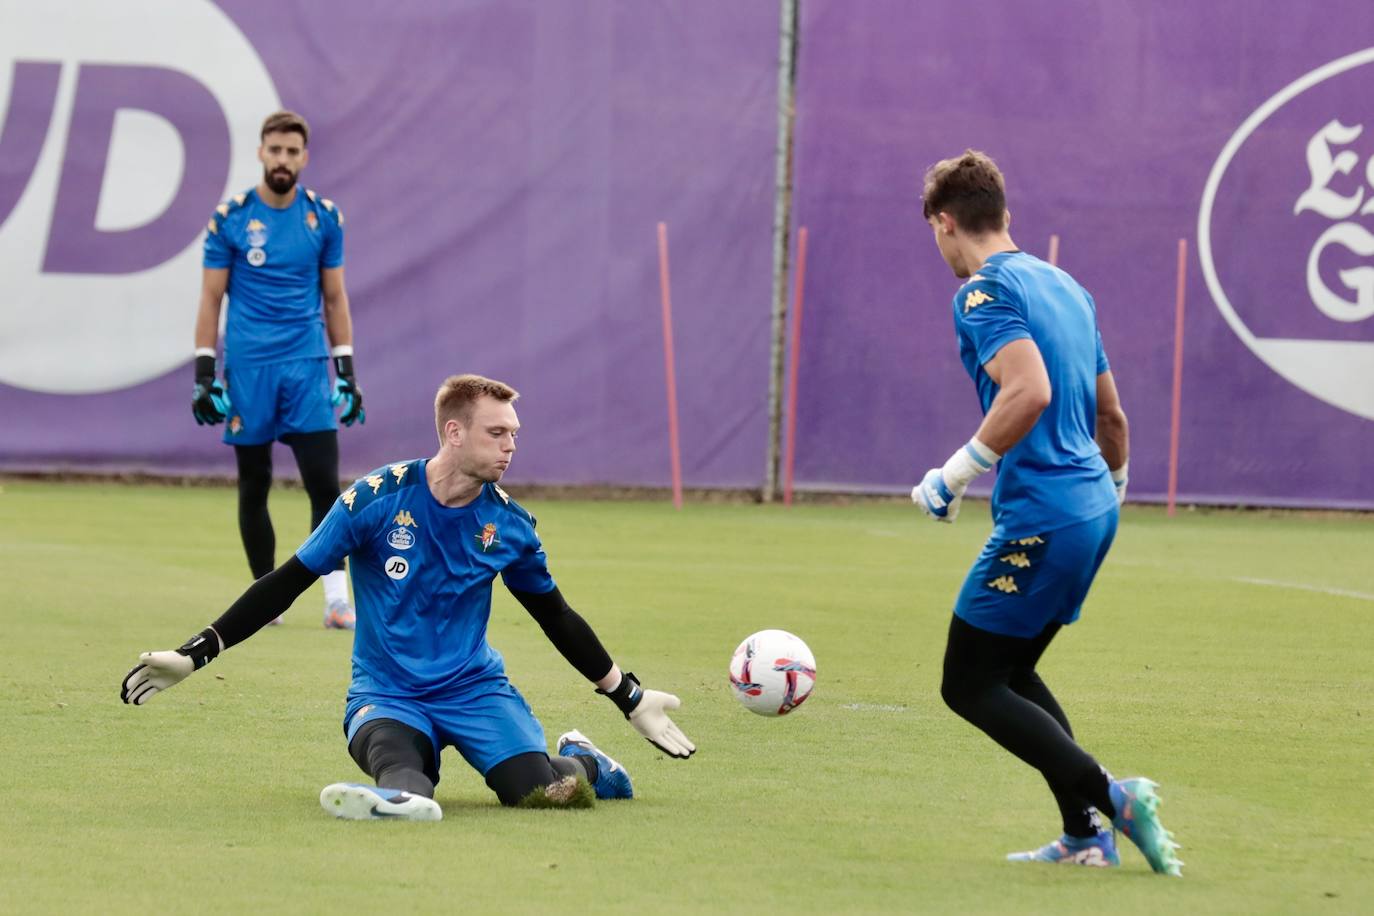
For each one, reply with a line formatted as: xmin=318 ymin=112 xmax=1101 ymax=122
xmin=1000 ymin=551 xmax=1031 ymax=569
xmin=352 ymin=704 xmax=375 ymax=724
xmin=387 ymin=527 xmax=415 ymax=550
xmin=384 ymin=556 xmax=410 ymax=580
xmin=987 ymin=575 xmax=1020 ymax=594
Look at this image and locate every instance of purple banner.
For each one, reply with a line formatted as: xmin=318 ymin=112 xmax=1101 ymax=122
xmin=6 ymin=1 xmax=1374 ymax=508
xmin=0 ymin=0 xmax=778 ymax=487
xmin=787 ymin=0 xmax=1374 ymax=507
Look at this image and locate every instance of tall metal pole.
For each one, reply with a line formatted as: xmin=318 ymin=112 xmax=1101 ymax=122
xmin=763 ymin=0 xmax=800 ymax=502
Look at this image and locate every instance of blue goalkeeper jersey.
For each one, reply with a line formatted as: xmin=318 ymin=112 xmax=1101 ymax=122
xmin=950 ymin=250 xmax=1116 ymax=538
xmin=295 ymin=460 xmax=557 ymax=697
xmin=203 ymin=186 xmax=344 ymax=367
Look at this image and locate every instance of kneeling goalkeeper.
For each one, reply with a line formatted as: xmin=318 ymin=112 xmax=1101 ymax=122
xmin=122 ymin=373 xmax=694 ymax=819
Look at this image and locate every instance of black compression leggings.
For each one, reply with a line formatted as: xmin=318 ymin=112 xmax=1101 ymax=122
xmin=233 ymin=431 xmax=341 ymax=578
xmin=349 ymin=720 xmax=439 ymax=798
xmin=348 ymin=719 xmax=585 ymax=805
xmin=940 ymin=615 xmax=1114 ymax=833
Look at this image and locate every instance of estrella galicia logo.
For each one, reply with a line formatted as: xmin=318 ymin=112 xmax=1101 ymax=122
xmin=1199 ymin=48 xmax=1374 ymax=420
xmin=384 ymin=556 xmax=410 ymax=581
xmin=387 ymin=526 xmax=415 ymax=550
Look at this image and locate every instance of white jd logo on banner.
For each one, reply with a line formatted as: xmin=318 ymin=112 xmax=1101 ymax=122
xmin=0 ymin=0 xmax=279 ymax=394
xmin=1199 ymin=47 xmax=1374 ymax=421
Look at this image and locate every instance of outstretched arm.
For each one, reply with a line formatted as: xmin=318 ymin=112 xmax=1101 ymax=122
xmin=509 ymin=586 xmax=695 ymax=759
xmin=120 ymin=558 xmax=319 ymax=705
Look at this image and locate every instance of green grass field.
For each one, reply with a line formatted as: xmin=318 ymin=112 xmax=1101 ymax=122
xmin=2 ymin=479 xmax=1371 ymax=914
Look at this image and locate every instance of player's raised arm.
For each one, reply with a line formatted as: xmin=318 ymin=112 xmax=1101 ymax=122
xmin=507 ymin=585 xmax=696 ymax=759
xmin=120 ymin=558 xmax=318 ymax=705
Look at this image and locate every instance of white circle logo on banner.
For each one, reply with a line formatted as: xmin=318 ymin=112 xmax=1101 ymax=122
xmin=0 ymin=0 xmax=280 ymax=394
xmin=1199 ymin=48 xmax=1374 ymax=420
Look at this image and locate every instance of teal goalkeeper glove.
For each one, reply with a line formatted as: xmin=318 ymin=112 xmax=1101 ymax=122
xmin=330 ymin=352 xmax=365 ymax=426
xmin=599 ymin=672 xmax=696 ymax=758
xmin=121 ymin=628 xmax=221 ymax=705
xmin=191 ymin=354 xmax=231 ymax=426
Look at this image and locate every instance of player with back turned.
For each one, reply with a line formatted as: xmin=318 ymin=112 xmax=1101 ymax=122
xmin=190 ymin=110 xmax=364 ymax=630
xmin=123 ymin=374 xmax=694 ymax=818
xmin=911 ymin=150 xmax=1182 ymax=874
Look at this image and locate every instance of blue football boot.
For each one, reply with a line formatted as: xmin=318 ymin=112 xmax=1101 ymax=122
xmin=1007 ymin=830 xmax=1120 ymax=867
xmin=557 ymin=729 xmax=633 ymax=799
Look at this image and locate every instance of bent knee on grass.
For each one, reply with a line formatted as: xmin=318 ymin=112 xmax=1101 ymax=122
xmin=515 ymin=775 xmax=596 ymax=809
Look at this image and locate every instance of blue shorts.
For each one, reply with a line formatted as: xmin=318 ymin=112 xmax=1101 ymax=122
xmin=953 ymin=508 xmax=1118 ymax=638
xmin=343 ymin=677 xmax=548 ymax=780
xmin=222 ymin=358 xmax=335 ymax=445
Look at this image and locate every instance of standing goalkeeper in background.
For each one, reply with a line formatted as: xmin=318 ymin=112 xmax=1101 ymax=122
xmin=911 ymin=150 xmax=1181 ymax=875
xmin=191 ymin=110 xmax=364 ymax=629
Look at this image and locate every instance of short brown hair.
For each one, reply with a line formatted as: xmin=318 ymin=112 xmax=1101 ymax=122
xmin=260 ymin=110 xmax=310 ymax=146
xmin=434 ymin=374 xmax=519 ymax=440
xmin=921 ymin=149 xmax=1007 ymax=234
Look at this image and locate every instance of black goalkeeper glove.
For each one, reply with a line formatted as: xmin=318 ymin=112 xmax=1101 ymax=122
xmin=598 ymin=672 xmax=696 ymax=758
xmin=191 ymin=354 xmax=231 ymax=425
xmin=331 ymin=353 xmax=365 ymax=426
xmin=121 ymin=628 xmax=221 ymax=705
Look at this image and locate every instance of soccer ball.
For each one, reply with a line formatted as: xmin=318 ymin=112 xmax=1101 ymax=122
xmin=729 ymin=629 xmax=816 ymax=717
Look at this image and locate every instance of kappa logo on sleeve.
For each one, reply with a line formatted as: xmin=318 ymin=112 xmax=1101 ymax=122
xmin=963 ymin=289 xmax=995 ymax=313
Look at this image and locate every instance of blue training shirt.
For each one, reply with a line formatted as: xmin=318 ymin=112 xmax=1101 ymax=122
xmin=950 ymin=250 xmax=1116 ymax=538
xmin=203 ymin=186 xmax=344 ymax=367
xmin=295 ymin=460 xmax=556 ymax=698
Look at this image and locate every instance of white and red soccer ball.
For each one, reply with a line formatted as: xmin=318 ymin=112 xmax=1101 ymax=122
xmin=729 ymin=629 xmax=816 ymax=717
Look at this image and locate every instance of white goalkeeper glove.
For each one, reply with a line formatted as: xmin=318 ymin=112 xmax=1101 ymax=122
xmin=599 ymin=672 xmax=696 ymax=758
xmin=912 ymin=437 xmax=1000 ymax=523
xmin=121 ymin=628 xmax=221 ymax=705
xmin=1111 ymin=461 xmax=1128 ymax=506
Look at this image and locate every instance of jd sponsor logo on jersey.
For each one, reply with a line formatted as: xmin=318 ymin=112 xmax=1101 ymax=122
xmin=387 ymin=526 xmax=415 ymax=550
xmin=1199 ymin=48 xmax=1374 ymax=420
xmin=0 ymin=0 xmax=281 ymax=393
xmin=246 ymin=247 xmax=266 ymax=266
xmin=384 ymin=556 xmax=410 ymax=580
